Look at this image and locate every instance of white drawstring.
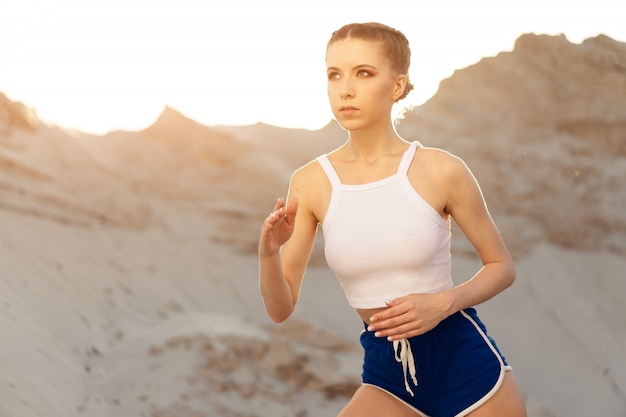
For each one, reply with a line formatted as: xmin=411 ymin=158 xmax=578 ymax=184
xmin=393 ymin=339 xmax=418 ymax=396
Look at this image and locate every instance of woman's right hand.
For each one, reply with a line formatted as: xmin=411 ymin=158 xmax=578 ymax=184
xmin=258 ymin=197 xmax=298 ymax=257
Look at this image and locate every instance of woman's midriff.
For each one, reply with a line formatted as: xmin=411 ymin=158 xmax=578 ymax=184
xmin=356 ymin=307 xmax=388 ymax=325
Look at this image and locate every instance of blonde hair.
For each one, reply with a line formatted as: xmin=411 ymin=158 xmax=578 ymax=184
xmin=327 ymin=22 xmax=414 ymax=101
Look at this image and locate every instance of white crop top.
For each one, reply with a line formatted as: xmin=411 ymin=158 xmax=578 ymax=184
xmin=317 ymin=141 xmax=453 ymax=309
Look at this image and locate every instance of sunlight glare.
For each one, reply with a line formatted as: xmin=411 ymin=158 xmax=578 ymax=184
xmin=0 ymin=0 xmax=624 ymax=134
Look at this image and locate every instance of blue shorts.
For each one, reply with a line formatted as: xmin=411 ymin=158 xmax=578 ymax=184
xmin=360 ymin=308 xmax=511 ymax=417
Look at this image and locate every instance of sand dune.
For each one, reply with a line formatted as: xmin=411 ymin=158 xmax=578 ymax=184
xmin=1 ymin=33 xmax=625 ymax=417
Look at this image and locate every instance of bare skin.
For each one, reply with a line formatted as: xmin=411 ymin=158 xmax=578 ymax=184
xmin=258 ymin=36 xmax=527 ymax=416
xmin=337 ymin=372 xmax=526 ymax=417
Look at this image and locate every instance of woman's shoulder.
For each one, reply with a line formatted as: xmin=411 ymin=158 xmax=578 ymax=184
xmin=410 ymin=144 xmax=478 ymax=194
xmin=414 ymin=144 xmax=467 ymax=173
xmin=293 ymin=155 xmax=326 ymax=176
xmin=289 ymin=154 xmax=331 ymax=188
xmin=288 ymin=156 xmax=333 ymax=221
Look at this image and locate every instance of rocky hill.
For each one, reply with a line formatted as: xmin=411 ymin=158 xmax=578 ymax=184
xmin=397 ymin=33 xmax=626 ymax=257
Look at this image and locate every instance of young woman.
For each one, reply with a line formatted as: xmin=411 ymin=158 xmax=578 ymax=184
xmin=258 ymin=22 xmax=527 ymax=417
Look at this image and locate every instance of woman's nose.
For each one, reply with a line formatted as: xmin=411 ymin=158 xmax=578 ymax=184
xmin=340 ymin=78 xmax=355 ymax=99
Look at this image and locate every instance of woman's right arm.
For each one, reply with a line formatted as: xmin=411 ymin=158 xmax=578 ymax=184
xmin=258 ymin=168 xmax=319 ymax=323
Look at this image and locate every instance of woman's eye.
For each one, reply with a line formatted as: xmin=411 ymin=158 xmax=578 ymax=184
xmin=327 ymin=72 xmax=340 ymax=80
xmin=357 ymin=70 xmax=371 ymax=77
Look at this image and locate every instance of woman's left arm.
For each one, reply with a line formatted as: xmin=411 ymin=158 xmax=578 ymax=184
xmin=441 ymin=154 xmax=516 ymax=311
xmin=369 ymin=153 xmax=515 ymax=340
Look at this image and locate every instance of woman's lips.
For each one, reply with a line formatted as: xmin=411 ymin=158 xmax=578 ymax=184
xmin=339 ymin=105 xmax=359 ymax=116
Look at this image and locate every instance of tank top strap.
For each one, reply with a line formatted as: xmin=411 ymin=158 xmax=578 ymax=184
xmin=316 ymin=154 xmax=342 ymax=186
xmin=397 ymin=141 xmax=422 ymax=176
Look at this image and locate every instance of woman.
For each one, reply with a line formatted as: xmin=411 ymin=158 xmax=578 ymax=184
xmin=258 ymin=22 xmax=527 ymax=417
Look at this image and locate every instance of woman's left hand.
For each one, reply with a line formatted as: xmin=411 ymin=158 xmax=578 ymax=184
xmin=367 ymin=292 xmax=455 ymax=340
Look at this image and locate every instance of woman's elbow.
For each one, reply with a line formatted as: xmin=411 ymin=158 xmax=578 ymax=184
xmin=270 ymin=314 xmax=288 ymax=324
xmin=504 ymin=260 xmax=516 ymax=288
xmin=266 ymin=306 xmax=294 ymax=324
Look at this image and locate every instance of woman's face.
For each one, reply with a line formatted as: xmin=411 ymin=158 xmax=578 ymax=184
xmin=326 ymin=38 xmax=405 ymax=131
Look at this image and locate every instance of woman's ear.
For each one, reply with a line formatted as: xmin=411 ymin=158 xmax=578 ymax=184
xmin=393 ymin=74 xmax=408 ymax=102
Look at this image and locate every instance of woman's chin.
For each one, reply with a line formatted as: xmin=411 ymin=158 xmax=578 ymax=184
xmin=334 ymin=118 xmax=366 ymax=132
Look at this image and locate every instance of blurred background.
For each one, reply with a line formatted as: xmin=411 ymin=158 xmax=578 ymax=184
xmin=1 ymin=1 xmax=625 ymax=416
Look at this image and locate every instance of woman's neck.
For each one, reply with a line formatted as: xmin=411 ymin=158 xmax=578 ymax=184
xmin=344 ymin=124 xmax=406 ymax=162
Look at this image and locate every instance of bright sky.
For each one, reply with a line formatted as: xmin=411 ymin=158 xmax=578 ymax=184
xmin=1 ymin=0 xmax=624 ymax=134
